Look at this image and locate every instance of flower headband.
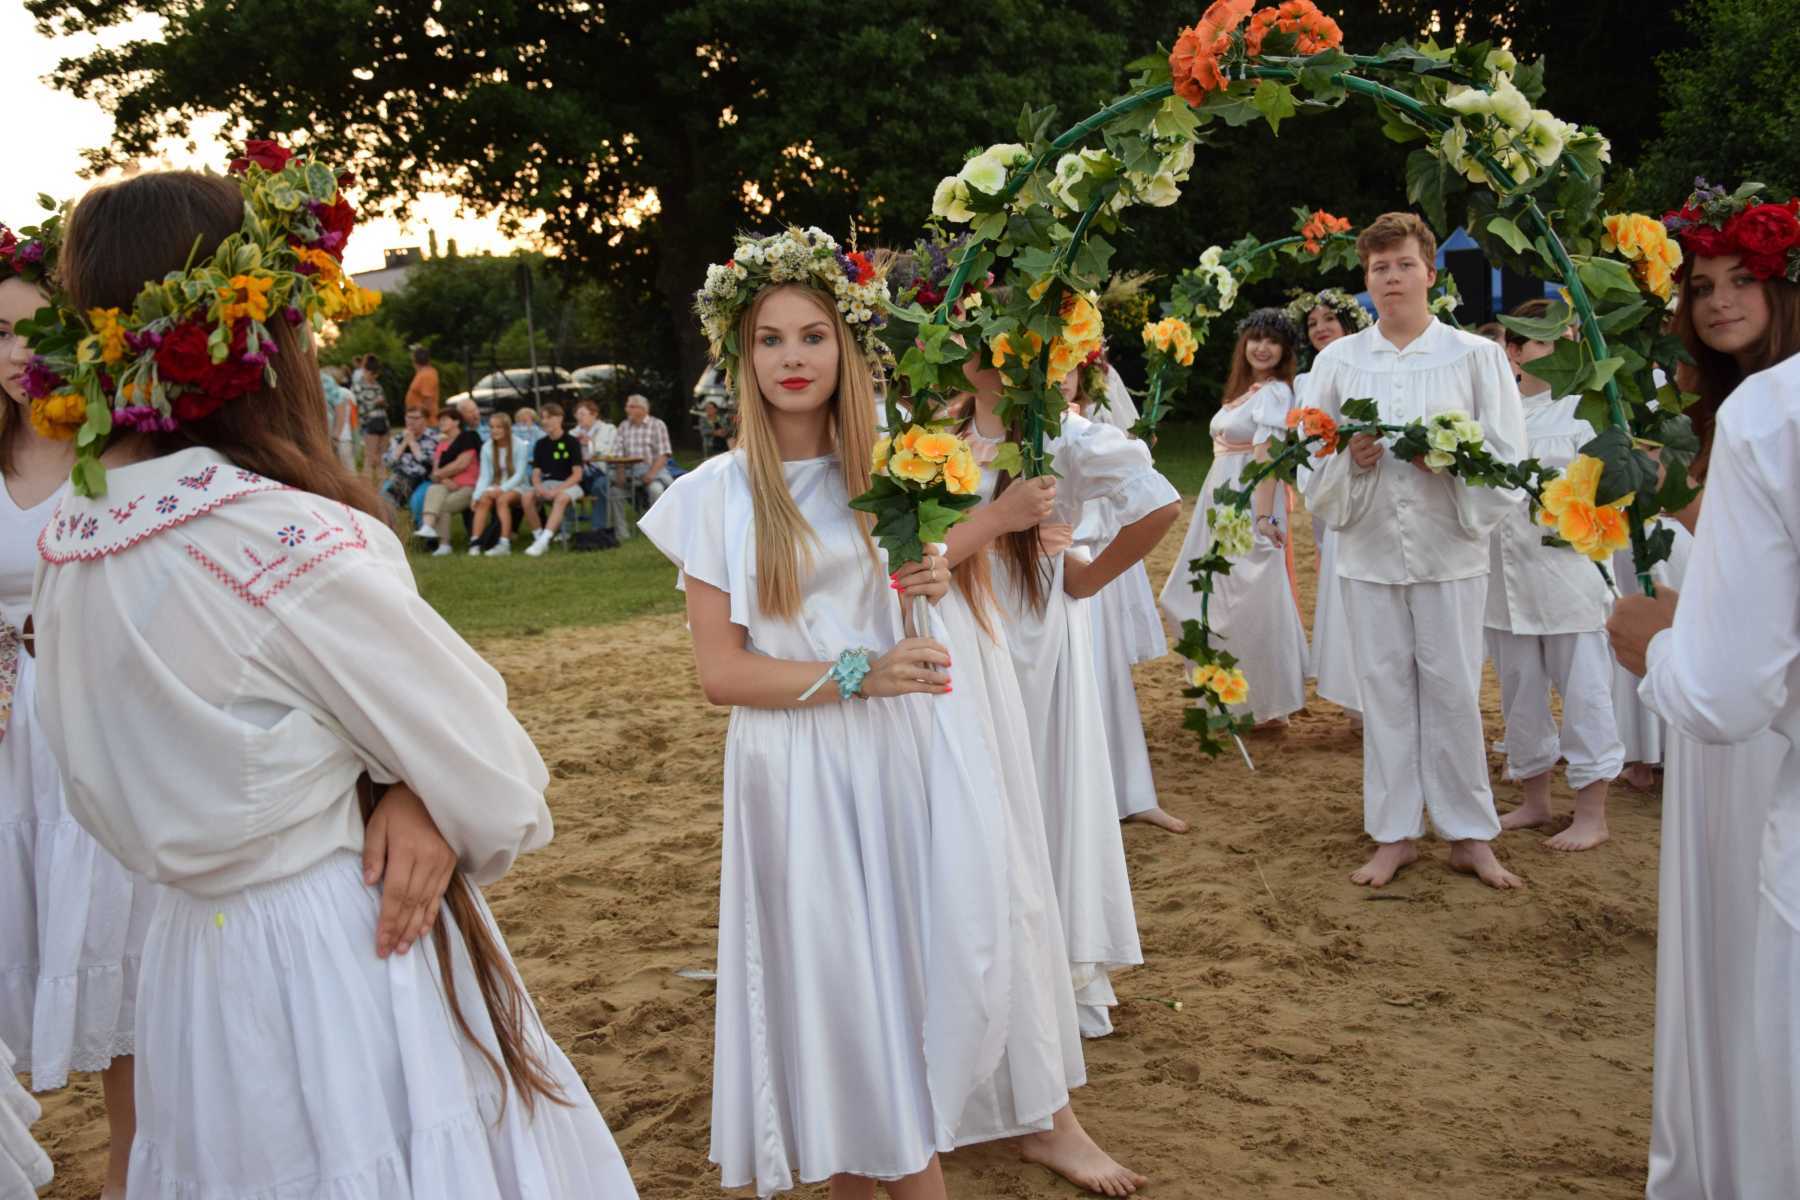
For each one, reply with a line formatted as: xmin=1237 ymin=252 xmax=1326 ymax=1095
xmin=886 ymin=226 xmax=994 ymax=318
xmin=21 ymin=141 xmax=382 ymax=496
xmin=1285 ymin=287 xmax=1371 ymax=332
xmin=0 ymin=206 xmax=63 ymax=289
xmin=1235 ymin=306 xmax=1301 ymax=345
xmin=1662 ymin=179 xmax=1800 ymax=283
xmin=694 ymin=226 xmax=890 ymax=381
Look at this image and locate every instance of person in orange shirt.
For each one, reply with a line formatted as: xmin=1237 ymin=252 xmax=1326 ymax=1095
xmin=404 ymin=344 xmax=440 ymax=419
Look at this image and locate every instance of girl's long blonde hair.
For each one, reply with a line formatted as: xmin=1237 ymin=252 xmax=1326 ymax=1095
xmin=490 ymin=411 xmax=515 ymax=480
xmin=734 ymin=284 xmax=879 ymax=619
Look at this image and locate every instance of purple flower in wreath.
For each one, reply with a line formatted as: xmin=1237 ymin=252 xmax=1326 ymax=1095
xmin=155 ymin=495 xmax=179 ymax=515
xmin=276 ymin=524 xmax=306 ymax=547
xmin=13 ymin=241 xmax=44 ymax=268
xmin=19 ymin=360 xmax=62 ymax=401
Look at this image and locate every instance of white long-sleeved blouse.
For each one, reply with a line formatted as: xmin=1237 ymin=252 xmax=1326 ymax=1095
xmin=32 ymin=447 xmax=552 ymax=897
xmin=1484 ymin=392 xmax=1612 ymax=635
xmin=1302 ymin=318 xmax=1527 ymax=585
xmin=1640 ymin=355 xmax=1800 ymax=928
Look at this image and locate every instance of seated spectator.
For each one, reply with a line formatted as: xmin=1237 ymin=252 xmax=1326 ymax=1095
xmin=523 ymin=403 xmax=588 ymax=558
xmin=457 ymin=396 xmax=488 ymax=443
xmin=468 ymin=412 xmax=533 ymax=557
xmin=380 ymin=406 xmax=440 ymax=526
xmin=413 ymin=408 xmax=483 ymax=555
xmin=573 ymin=399 xmax=618 ymax=498
xmin=616 ymin=393 xmax=675 ymax=504
xmin=699 ymin=400 xmax=735 ymax=456
xmin=512 ymin=406 xmax=546 ymax=452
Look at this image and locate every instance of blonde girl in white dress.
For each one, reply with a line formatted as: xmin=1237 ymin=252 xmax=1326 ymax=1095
xmin=0 ymin=219 xmax=156 ymax=1199
xmin=654 ymin=229 xmax=1036 ymax=1199
xmin=1159 ymin=309 xmax=1310 ymax=729
xmin=33 ymin=170 xmax=635 ymax=1199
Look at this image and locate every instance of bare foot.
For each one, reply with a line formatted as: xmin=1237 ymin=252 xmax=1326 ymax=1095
xmin=1546 ymin=780 xmax=1609 ymax=852
xmin=1350 ymin=840 xmax=1419 ymax=887
xmin=1125 ymin=806 xmax=1189 ymax=834
xmin=1499 ymin=798 xmax=1552 ymax=831
xmin=1448 ymin=840 xmax=1524 ymax=890
xmin=1619 ymin=762 xmax=1658 ymax=792
xmin=1500 ymin=772 xmax=1552 ymax=831
xmin=1019 ymin=1105 xmax=1147 ymax=1197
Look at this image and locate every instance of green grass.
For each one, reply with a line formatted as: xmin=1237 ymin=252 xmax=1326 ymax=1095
xmin=409 ymin=427 xmax=1212 ymax=637
xmin=410 ymin=531 xmax=683 ymax=636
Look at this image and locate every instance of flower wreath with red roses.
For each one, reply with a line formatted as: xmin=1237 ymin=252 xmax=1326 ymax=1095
xmin=0 ymin=201 xmax=64 ymax=290
xmin=17 ymin=141 xmax=383 ymax=496
xmin=1662 ymin=178 xmax=1800 ymax=284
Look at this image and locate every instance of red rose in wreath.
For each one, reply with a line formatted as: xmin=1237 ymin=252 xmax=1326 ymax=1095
xmin=309 ymin=196 xmax=357 ymax=256
xmin=229 ymin=139 xmax=295 ymax=175
xmin=153 ymin=319 xmax=215 ymax=386
xmin=1731 ymin=203 xmax=1800 ymax=263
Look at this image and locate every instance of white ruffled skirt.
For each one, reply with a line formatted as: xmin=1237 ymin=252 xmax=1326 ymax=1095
xmin=0 ymin=652 xmax=157 ymax=1091
xmin=0 ymin=1034 xmax=52 ymax=1195
xmin=127 ymin=852 xmax=636 ymax=1199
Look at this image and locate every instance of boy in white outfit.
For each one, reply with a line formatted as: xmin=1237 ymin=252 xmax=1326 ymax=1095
xmin=1303 ymin=212 xmax=1528 ymax=890
xmin=1487 ymin=300 xmax=1624 ymax=850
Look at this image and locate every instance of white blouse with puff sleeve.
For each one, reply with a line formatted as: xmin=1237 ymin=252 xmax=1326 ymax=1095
xmin=32 ymin=448 xmax=552 ymax=898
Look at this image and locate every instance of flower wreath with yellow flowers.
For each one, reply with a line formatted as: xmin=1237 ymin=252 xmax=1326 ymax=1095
xmin=694 ymin=227 xmax=890 ymax=384
xmin=18 ymin=140 xmax=382 ymax=496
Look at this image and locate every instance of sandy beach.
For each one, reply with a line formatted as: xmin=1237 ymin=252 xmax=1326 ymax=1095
xmin=31 ymin=499 xmax=1661 ymax=1199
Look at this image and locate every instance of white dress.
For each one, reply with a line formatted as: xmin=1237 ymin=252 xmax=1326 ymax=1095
xmin=1611 ymin=520 xmax=1692 ymax=766
xmin=1159 ymin=382 xmax=1310 ymax=724
xmin=1077 ymin=370 xmax=1169 ymax=820
xmin=981 ymin=415 xmax=1178 ymax=1037
xmin=1639 ymin=358 xmax=1800 ymax=1198
xmin=936 ymin=587 xmax=1086 ymax=1142
xmin=0 ymin=479 xmax=156 ymax=1092
xmin=1295 ymin=371 xmax=1360 ymax=715
xmin=640 ymin=452 xmax=1012 ymax=1193
xmin=0 ymin=1034 xmax=51 ymax=1196
xmin=33 ymin=449 xmax=636 ymax=1199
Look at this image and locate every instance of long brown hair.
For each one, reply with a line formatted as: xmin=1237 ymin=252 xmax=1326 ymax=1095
xmin=733 ymin=284 xmax=879 ymax=619
xmin=1221 ymin=327 xmax=1299 ymax=403
xmin=954 ymin=406 xmax=1051 ymax=615
xmin=1673 ymin=263 xmax=1800 ymax=474
xmin=63 ymin=170 xmax=566 ymax=1115
xmin=490 ymin=411 xmax=516 ymax=480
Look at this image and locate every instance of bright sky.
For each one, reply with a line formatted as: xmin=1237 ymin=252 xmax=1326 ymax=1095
xmin=1 ymin=5 xmax=524 ymax=274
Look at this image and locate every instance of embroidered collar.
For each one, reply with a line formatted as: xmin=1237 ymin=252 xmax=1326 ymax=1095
xmin=39 ymin=448 xmax=290 ymax=563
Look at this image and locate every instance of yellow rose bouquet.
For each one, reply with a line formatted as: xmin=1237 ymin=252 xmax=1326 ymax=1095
xmin=852 ymin=423 xmax=1006 ymax=629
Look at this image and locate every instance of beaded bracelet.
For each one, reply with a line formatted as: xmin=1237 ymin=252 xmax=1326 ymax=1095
xmin=798 ymin=647 xmax=875 ymax=702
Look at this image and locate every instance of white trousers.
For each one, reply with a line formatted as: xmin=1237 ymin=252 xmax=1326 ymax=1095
xmin=1342 ymin=577 xmax=1500 ymax=843
xmin=1485 ymin=628 xmax=1624 ymax=790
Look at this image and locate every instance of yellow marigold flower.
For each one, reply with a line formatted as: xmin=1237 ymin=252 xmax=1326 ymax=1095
xmin=86 ymin=307 xmax=129 ymax=366
xmin=1539 ymin=454 xmax=1634 ymax=561
xmin=30 ymin=392 xmax=86 ymax=441
xmin=1060 ymin=292 xmax=1104 ymax=344
xmin=913 ymin=430 xmax=960 ymax=463
xmin=943 ymin=447 xmax=981 ymax=495
xmin=217 ymin=273 xmax=275 ymax=324
xmin=1028 ymin=277 xmax=1053 ymax=301
xmin=888 ymin=448 xmax=941 ymax=485
xmin=1047 ymin=338 xmax=1085 ymax=384
xmin=297 ymin=246 xmax=343 ymax=283
xmin=897 ymin=425 xmax=926 ymax=452
xmin=1190 ymin=663 xmax=1219 ymax=690
xmin=872 ymin=434 xmax=893 ymax=474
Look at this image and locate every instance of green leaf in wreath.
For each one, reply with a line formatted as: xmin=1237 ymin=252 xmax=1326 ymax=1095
xmin=1251 ymin=80 xmax=1298 ymax=134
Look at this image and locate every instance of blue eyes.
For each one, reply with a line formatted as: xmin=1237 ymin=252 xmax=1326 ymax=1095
xmin=760 ymin=332 xmax=826 ymax=347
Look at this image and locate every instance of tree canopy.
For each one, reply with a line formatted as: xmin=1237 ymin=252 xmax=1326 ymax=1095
xmin=28 ymin=0 xmax=1686 ymax=400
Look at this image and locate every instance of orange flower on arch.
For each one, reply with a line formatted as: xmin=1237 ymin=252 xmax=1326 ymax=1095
xmin=1171 ymin=0 xmax=1254 ymax=106
xmin=1246 ymin=0 xmax=1344 ymax=56
xmin=1300 ymin=209 xmax=1353 ymax=254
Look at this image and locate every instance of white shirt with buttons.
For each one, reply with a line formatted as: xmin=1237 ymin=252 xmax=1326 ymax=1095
xmin=1301 ymin=317 xmax=1527 ymax=585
